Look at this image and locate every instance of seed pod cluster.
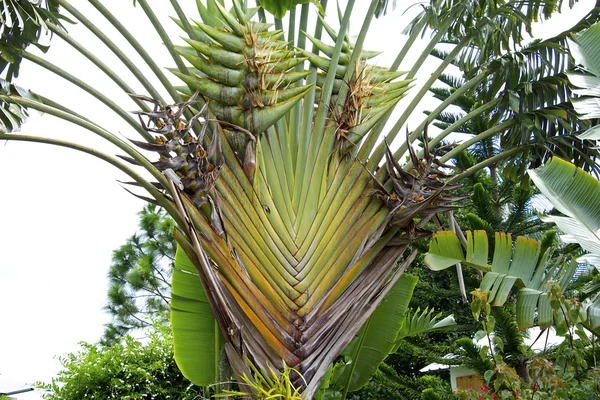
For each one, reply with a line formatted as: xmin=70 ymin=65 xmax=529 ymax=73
xmin=302 ymin=17 xmax=414 ymax=148
xmin=172 ymin=1 xmax=312 ymax=135
xmin=130 ymin=94 xmax=221 ymax=209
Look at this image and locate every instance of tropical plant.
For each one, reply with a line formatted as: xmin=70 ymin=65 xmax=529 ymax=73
xmin=456 ymin=280 xmax=600 ymax=400
xmin=425 ymin=229 xmax=581 ymax=329
xmin=0 ymin=0 xmax=66 ymax=80
xmin=2 ymin=0 xmax=599 ymax=397
xmin=568 ymin=18 xmax=600 ymax=141
xmin=426 ymin=84 xmax=552 ymax=241
xmin=529 ymin=156 xmax=600 ymax=271
xmin=434 ymin=1 xmax=600 ymax=176
xmin=102 ymin=204 xmax=175 ymax=344
xmin=528 ymin=157 xmax=600 ymax=333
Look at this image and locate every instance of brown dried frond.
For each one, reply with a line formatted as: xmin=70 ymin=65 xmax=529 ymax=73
xmin=372 ymin=127 xmax=465 ymax=228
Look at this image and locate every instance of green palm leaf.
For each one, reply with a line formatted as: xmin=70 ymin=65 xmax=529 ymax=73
xmin=0 ymin=0 xmax=67 ymax=80
xmin=394 ymin=307 xmax=456 ymax=345
xmin=0 ymin=79 xmax=39 ymax=132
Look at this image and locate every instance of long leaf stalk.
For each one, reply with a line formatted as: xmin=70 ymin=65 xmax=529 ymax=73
xmin=353 ymin=21 xmax=450 ymax=161
xmin=288 ymin=3 xmax=310 ymax=171
xmin=390 ymin=16 xmax=429 ymax=71
xmin=309 ymin=0 xmax=328 ymax=55
xmin=46 ymin=22 xmax=153 ymax=115
xmin=406 ymin=69 xmax=490 ymax=145
xmin=136 ymin=0 xmax=189 ymax=75
xmin=85 ymin=0 xmax=181 ymax=102
xmin=0 ymin=133 xmax=184 ymax=228
xmin=56 ymin=0 xmax=168 ymax=104
xmin=85 ymin=0 xmax=204 ymax=135
xmin=406 ymin=16 xmax=456 ymax=81
xmin=168 ymin=0 xmax=199 ymax=41
xmin=439 ymin=120 xmax=517 ymax=163
xmin=448 ymin=147 xmax=525 ymax=184
xmin=305 ymin=0 xmax=378 ymax=215
xmin=295 ymin=0 xmax=355 ymax=232
xmin=0 ymin=95 xmax=168 ymax=188
xmin=21 ymin=52 xmax=151 ymax=141
xmin=427 ymin=97 xmax=501 ymax=149
xmin=372 ymin=36 xmax=473 ymax=169
xmin=404 ymin=97 xmax=504 ymax=168
xmin=352 ymin=15 xmax=443 ymax=160
xmin=33 ymin=94 xmax=96 ymax=126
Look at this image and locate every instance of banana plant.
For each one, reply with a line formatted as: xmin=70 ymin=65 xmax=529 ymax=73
xmin=424 ymin=229 xmax=583 ymax=330
xmin=0 ymin=0 xmax=596 ymax=397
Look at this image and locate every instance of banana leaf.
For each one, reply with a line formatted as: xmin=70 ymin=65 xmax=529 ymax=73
xmin=528 ymin=157 xmax=600 ymax=268
xmin=424 ymin=230 xmax=578 ymax=330
xmin=171 ymin=245 xmax=222 ymax=386
xmin=528 ymin=157 xmax=600 ymax=328
xmin=567 ymin=22 xmax=600 ymax=140
xmin=334 ymin=274 xmax=418 ymax=394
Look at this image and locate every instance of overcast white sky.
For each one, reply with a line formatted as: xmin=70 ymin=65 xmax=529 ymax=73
xmin=0 ymin=1 xmax=594 ymax=398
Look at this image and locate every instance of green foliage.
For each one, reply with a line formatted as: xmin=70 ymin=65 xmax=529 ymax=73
xmin=0 ymin=79 xmax=40 ymax=132
xmin=36 ymin=325 xmax=203 ymax=399
xmin=348 ymin=362 xmax=453 ymax=400
xmin=0 ymin=0 xmax=67 ymax=80
xmin=455 ymin=162 xmax=548 ymax=243
xmin=528 ymin=157 xmax=600 ymax=269
xmin=171 ymin=245 xmax=222 ymax=387
xmin=214 ymin=362 xmax=304 ymax=399
xmin=528 ymin=157 xmax=600 ymax=329
xmin=457 ymin=294 xmax=600 ymax=400
xmin=333 ymin=274 xmax=419 ymax=394
xmin=2 ymin=0 xmax=599 ymax=397
xmin=425 ymin=230 xmax=580 ymax=330
xmin=457 ymin=361 xmax=600 ymax=400
xmin=325 ymin=274 xmax=455 ymax=397
xmin=455 ymin=337 xmax=495 ymax=376
xmin=568 ymin=21 xmax=600 ymax=141
xmin=103 ymin=204 xmax=175 ymax=344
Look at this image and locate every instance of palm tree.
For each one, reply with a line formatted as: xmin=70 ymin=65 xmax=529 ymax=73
xmin=102 ymin=204 xmax=175 ymax=345
xmin=1 ymin=0 xmax=598 ymax=397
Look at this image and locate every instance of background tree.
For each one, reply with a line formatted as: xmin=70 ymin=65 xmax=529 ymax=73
xmin=36 ymin=325 xmax=203 ymax=400
xmin=102 ymin=204 xmax=175 ymax=344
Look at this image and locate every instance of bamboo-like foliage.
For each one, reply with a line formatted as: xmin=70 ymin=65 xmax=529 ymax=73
xmin=1 ymin=0 xmax=597 ymax=398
